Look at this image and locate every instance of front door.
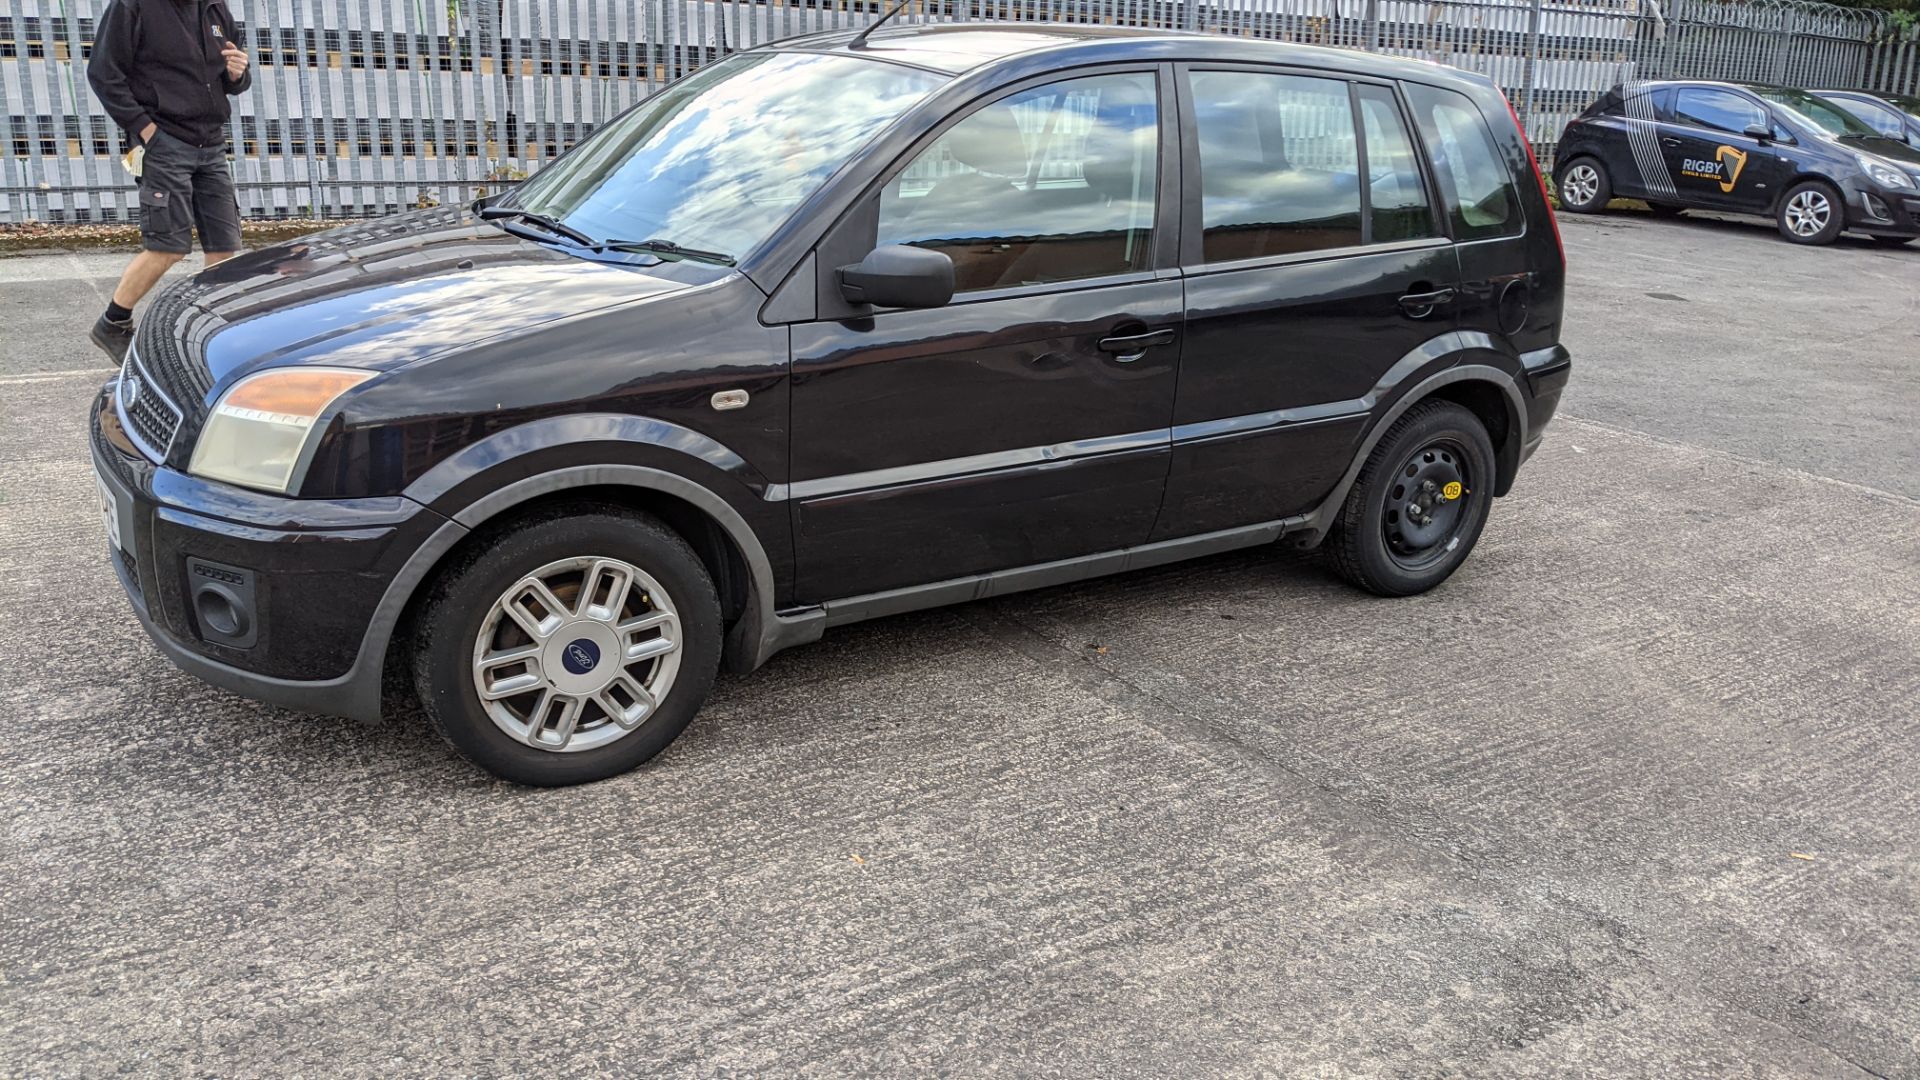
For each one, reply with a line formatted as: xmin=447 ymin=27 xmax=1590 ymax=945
xmin=1660 ymin=86 xmax=1788 ymax=211
xmin=1160 ymin=68 xmax=1460 ymax=538
xmin=788 ymin=69 xmax=1179 ymax=602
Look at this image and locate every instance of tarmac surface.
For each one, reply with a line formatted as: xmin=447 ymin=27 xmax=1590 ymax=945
xmin=2 ymin=211 xmax=1917 ymax=1076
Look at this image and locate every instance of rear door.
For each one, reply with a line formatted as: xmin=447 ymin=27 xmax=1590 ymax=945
xmin=1159 ymin=67 xmax=1459 ymax=539
xmin=787 ymin=68 xmax=1181 ymax=602
xmin=1660 ymin=86 xmax=1792 ymax=211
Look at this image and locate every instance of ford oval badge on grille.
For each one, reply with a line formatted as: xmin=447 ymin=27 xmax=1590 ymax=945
xmin=122 ymin=374 xmax=142 ymax=409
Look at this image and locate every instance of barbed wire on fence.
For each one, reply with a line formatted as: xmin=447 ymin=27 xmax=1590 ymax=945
xmin=1 ymin=0 xmax=1916 ymax=223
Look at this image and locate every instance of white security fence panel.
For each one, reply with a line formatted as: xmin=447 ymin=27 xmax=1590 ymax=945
xmin=2 ymin=0 xmax=1915 ymax=222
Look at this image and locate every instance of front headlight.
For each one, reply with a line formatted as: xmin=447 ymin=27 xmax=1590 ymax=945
xmin=1857 ymin=154 xmax=1915 ymax=189
xmin=189 ymin=367 xmax=375 ymax=494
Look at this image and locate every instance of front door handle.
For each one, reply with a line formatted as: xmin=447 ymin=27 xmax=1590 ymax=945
xmin=1398 ymin=287 xmax=1456 ymax=318
xmin=1096 ymin=327 xmax=1176 ymax=362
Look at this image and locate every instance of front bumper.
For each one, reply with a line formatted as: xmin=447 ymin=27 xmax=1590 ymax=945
xmin=1845 ymin=182 xmax=1920 ymax=237
xmin=91 ymin=382 xmax=453 ymax=721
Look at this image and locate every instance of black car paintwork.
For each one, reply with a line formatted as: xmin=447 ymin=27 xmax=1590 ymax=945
xmin=92 ymin=25 xmax=1567 ymax=723
xmin=1555 ymin=79 xmax=1920 ymax=239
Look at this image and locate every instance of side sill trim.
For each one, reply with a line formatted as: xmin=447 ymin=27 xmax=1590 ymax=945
xmin=816 ymin=515 xmax=1306 ymax=629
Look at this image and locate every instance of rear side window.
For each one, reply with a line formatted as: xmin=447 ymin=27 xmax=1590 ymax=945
xmin=1403 ymin=83 xmax=1520 ymax=241
xmin=876 ymin=72 xmax=1159 ymax=293
xmin=1190 ymin=71 xmax=1362 ymax=261
xmin=1672 ymin=87 xmax=1767 ymax=135
xmin=1355 ymin=85 xmax=1436 ymax=243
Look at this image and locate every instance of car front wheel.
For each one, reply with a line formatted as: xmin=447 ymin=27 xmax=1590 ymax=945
xmin=1327 ymin=400 xmax=1496 ymax=597
xmin=411 ymin=505 xmax=722 ymax=786
xmin=1777 ymin=181 xmax=1844 ymax=245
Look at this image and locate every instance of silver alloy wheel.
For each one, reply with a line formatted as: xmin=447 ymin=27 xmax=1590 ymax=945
xmin=470 ymin=555 xmax=682 ymax=753
xmin=1562 ymin=164 xmax=1600 ymax=207
xmin=1784 ymin=189 xmax=1831 ymax=237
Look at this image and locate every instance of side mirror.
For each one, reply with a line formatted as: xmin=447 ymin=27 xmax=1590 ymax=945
xmin=838 ymin=245 xmax=954 ymax=309
xmin=1743 ymin=122 xmax=1773 ymax=142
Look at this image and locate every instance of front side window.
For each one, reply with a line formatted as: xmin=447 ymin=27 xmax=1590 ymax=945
xmin=512 ymin=52 xmax=945 ymax=261
xmin=1673 ymin=87 xmax=1769 ymax=135
xmin=1191 ymin=71 xmax=1362 ymax=261
xmin=1404 ymin=83 xmax=1520 ymax=240
xmin=877 ymin=72 xmax=1159 ymax=293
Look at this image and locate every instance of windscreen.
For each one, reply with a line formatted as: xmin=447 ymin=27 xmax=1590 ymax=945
xmin=509 ymin=52 xmax=947 ymax=261
xmin=1756 ymin=87 xmax=1879 ymax=137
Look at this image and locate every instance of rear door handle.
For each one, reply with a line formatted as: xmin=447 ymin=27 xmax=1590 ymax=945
xmin=1096 ymin=327 xmax=1176 ymax=362
xmin=1398 ymin=287 xmax=1455 ymax=317
xmin=1661 ymin=136 xmax=1683 ymax=147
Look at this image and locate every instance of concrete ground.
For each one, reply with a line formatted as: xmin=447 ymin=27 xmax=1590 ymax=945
xmin=1 ymin=212 xmax=1916 ymax=1076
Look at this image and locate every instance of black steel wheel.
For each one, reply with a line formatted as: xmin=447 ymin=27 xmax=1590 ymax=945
xmin=1328 ymin=400 xmax=1496 ymax=596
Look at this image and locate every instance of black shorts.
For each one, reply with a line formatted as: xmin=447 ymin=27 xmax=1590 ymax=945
xmin=138 ymin=132 xmax=242 ymax=255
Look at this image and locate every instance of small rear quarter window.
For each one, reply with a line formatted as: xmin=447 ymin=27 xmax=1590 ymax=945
xmin=1403 ymin=83 xmax=1522 ymax=241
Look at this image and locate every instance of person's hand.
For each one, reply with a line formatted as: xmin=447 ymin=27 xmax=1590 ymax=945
xmin=222 ymin=42 xmax=248 ymax=80
xmin=140 ymin=122 xmax=157 ymax=144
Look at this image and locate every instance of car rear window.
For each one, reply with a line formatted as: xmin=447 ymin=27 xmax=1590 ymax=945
xmin=1403 ymin=83 xmax=1521 ymax=241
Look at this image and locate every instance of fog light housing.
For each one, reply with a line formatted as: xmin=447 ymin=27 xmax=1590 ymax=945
xmin=1863 ymin=192 xmax=1892 ymax=222
xmin=188 ymin=557 xmax=258 ymax=649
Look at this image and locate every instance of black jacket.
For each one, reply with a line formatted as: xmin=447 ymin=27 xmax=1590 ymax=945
xmin=87 ymin=0 xmax=252 ymax=149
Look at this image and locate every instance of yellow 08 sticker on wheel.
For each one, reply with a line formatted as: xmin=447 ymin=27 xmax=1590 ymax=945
xmin=1442 ymin=481 xmax=1463 ymax=501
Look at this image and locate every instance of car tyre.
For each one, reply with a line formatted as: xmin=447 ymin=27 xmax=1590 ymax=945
xmin=1554 ymin=157 xmax=1610 ymax=213
xmin=411 ymin=505 xmax=722 ymax=786
xmin=1328 ymin=400 xmax=1496 ymax=597
xmin=1776 ymin=181 xmax=1844 ymax=245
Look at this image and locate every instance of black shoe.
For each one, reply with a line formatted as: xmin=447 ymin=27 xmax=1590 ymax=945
xmin=90 ymin=314 xmax=135 ymax=365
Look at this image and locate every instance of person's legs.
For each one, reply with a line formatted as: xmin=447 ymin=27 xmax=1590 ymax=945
xmin=110 ymin=249 xmax=185 ymax=308
xmin=192 ymin=145 xmax=243 ymax=269
xmin=90 ymin=134 xmax=194 ymax=363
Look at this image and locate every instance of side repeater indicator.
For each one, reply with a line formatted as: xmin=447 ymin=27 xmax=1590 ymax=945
xmin=710 ymin=389 xmax=750 ymax=411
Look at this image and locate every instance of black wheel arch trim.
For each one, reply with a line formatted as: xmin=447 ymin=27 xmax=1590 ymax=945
xmin=1294 ymin=345 xmax=1532 ymax=546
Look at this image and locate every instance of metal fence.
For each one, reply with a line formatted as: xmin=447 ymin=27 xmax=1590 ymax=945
xmin=3 ymin=0 xmax=1918 ymax=224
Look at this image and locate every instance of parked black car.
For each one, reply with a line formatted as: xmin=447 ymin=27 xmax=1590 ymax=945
xmin=92 ymin=25 xmax=1569 ymax=785
xmin=1812 ymin=88 xmax=1920 ymax=146
xmin=1554 ymin=80 xmax=1920 ymax=245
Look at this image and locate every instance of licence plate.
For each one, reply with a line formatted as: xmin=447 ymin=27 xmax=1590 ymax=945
xmin=95 ymin=470 xmax=123 ymax=553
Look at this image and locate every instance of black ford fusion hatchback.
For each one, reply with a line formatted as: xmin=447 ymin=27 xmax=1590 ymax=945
xmin=1553 ymin=80 xmax=1920 ymax=245
xmin=92 ymin=25 xmax=1569 ymax=785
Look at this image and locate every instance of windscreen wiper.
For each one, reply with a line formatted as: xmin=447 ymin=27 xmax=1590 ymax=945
xmin=596 ymin=238 xmax=737 ymax=266
xmin=478 ymin=206 xmax=596 ymax=247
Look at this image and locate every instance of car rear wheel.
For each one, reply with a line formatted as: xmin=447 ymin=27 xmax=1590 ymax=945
xmin=1328 ymin=400 xmax=1496 ymax=597
xmin=411 ymin=506 xmax=722 ymax=786
xmin=1777 ymin=182 xmax=1844 ymax=245
xmin=1554 ymin=158 xmax=1610 ymax=213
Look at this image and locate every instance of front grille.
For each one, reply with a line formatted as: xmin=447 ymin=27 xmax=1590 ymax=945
xmin=114 ymin=544 xmax=144 ymax=606
xmin=117 ymin=344 xmax=184 ymax=463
